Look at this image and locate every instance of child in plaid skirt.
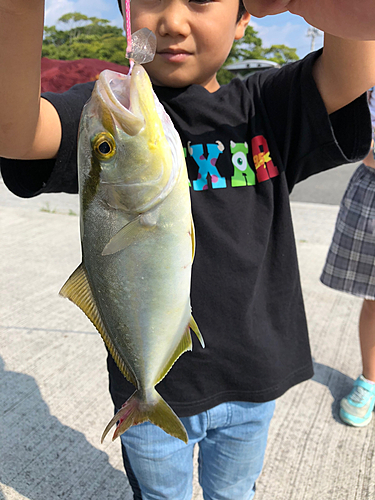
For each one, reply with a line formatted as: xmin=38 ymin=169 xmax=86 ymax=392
xmin=321 ymin=88 xmax=375 ymax=427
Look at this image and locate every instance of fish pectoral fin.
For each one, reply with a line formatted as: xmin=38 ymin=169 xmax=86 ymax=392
xmin=101 ymin=389 xmax=188 ymax=444
xmin=189 ymin=315 xmax=205 ymax=348
xmin=102 ymin=214 xmax=156 ymax=256
xmin=102 ymin=216 xmax=142 ymax=255
xmin=59 ymin=263 xmax=137 ymax=387
xmin=155 ymin=328 xmax=193 ymax=386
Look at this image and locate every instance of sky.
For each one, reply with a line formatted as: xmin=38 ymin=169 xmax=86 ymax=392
xmin=44 ymin=0 xmax=324 ymax=59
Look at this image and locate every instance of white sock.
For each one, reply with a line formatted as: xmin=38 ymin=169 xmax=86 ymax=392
xmin=361 ymin=374 xmax=375 ymax=385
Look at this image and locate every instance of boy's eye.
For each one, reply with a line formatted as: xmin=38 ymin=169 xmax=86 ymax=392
xmin=189 ymin=0 xmax=213 ymax=4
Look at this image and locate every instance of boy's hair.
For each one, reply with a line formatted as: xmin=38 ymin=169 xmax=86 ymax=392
xmin=117 ymin=0 xmax=247 ymax=23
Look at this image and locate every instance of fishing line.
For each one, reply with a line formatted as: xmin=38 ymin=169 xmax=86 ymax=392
xmin=123 ymin=0 xmax=156 ymax=71
xmin=125 ymin=0 xmax=134 ymax=73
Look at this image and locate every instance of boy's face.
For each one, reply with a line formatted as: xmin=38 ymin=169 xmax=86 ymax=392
xmin=121 ymin=0 xmax=250 ymax=92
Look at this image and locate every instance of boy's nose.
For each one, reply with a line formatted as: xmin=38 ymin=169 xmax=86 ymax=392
xmin=158 ymin=2 xmax=190 ymax=37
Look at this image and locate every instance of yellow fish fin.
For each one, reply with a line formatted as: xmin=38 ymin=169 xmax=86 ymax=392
xmin=154 ymin=327 xmax=193 ymax=386
xmin=59 ymin=264 xmax=137 ymax=387
xmin=101 ymin=389 xmax=188 ymax=444
xmin=189 ymin=315 xmax=205 ymax=348
xmin=191 ymin=219 xmax=196 ymax=261
xmin=102 ymin=215 xmax=156 ymax=256
xmin=154 ymin=316 xmax=204 ymax=386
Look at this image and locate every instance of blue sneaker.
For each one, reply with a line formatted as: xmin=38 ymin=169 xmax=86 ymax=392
xmin=340 ymin=376 xmax=375 ymax=427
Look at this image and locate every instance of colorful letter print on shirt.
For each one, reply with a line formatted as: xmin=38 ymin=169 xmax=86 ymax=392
xmin=186 ymin=136 xmax=279 ymax=192
xmin=189 ymin=141 xmax=227 ymax=191
xmin=251 ymin=136 xmax=279 ymax=182
xmin=230 ymin=141 xmax=256 ymax=187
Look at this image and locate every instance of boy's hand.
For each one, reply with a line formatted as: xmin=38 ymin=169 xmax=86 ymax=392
xmin=241 ymin=0 xmax=288 ymax=17
xmin=244 ymin=2 xmax=375 ymax=115
xmin=244 ymin=0 xmax=375 ymax=40
xmin=0 ymin=0 xmax=62 ymax=160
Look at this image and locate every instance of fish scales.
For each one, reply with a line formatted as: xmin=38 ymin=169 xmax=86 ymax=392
xmin=60 ymin=64 xmax=203 ymax=444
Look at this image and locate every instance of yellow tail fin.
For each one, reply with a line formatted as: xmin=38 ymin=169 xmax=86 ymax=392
xmin=101 ymin=390 xmax=188 ymax=444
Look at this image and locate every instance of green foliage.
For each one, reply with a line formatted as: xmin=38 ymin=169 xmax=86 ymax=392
xmin=216 ymin=67 xmax=236 ymax=86
xmin=217 ymin=25 xmax=299 ymax=85
xmin=42 ymin=14 xmax=299 ymax=80
xmin=42 ymin=12 xmax=128 ymax=65
xmin=263 ymin=44 xmax=299 ymax=65
xmin=227 ymin=26 xmax=264 ymax=64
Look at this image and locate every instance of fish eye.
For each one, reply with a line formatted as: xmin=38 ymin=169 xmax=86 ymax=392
xmin=99 ymin=141 xmax=111 ymax=154
xmin=92 ymin=132 xmax=116 ymax=160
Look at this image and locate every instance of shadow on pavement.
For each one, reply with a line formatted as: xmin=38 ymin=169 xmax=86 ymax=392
xmin=312 ymin=360 xmax=354 ymax=425
xmin=0 ymin=354 xmax=129 ymax=500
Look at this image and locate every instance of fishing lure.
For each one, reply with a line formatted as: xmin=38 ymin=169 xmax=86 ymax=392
xmin=124 ymin=0 xmax=156 ymax=69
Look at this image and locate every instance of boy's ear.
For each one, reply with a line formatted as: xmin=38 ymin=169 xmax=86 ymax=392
xmin=235 ymin=13 xmax=251 ymax=40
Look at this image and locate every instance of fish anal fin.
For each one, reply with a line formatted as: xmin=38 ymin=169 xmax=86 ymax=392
xmin=101 ymin=389 xmax=188 ymax=444
xmin=155 ymin=328 xmax=193 ymax=386
xmin=59 ymin=264 xmax=137 ymax=387
xmin=189 ymin=315 xmax=205 ymax=348
xmin=191 ymin=219 xmax=196 ymax=261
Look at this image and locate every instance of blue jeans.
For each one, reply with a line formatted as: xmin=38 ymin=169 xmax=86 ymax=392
xmin=119 ymin=400 xmax=275 ymax=500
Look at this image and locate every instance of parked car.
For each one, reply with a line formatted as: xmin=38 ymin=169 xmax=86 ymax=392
xmin=224 ymin=59 xmax=280 ymax=79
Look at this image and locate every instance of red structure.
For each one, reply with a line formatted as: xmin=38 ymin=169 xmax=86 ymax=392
xmin=41 ymin=58 xmax=129 ymax=93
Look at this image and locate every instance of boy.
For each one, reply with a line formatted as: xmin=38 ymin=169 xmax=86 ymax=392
xmin=1 ymin=0 xmax=375 ymax=498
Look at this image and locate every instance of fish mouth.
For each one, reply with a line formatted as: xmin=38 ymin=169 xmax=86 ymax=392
xmin=96 ymin=67 xmax=145 ymax=136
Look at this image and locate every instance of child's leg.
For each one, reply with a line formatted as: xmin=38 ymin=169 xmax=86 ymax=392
xmin=198 ymin=401 xmax=275 ymax=500
xmin=119 ymin=419 xmax=197 ymax=500
xmin=119 ymin=401 xmax=275 ymax=499
xmin=340 ymin=300 xmax=375 ymax=427
xmin=359 ymin=299 xmax=375 ymax=381
xmin=120 ymin=443 xmax=143 ymax=499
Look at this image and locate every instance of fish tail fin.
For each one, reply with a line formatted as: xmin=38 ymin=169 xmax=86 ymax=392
xmin=101 ymin=390 xmax=188 ymax=444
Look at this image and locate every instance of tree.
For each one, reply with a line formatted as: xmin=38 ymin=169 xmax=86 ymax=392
xmin=42 ymin=13 xmax=128 ymax=65
xmin=58 ymin=12 xmax=92 ymax=40
xmin=228 ymin=26 xmax=265 ymax=63
xmin=42 ymin=15 xmax=299 ymax=79
xmin=263 ymin=44 xmax=299 ymax=65
xmin=217 ymin=26 xmax=299 ymax=85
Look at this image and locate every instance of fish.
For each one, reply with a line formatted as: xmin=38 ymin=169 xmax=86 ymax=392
xmin=59 ymin=63 xmax=204 ymax=444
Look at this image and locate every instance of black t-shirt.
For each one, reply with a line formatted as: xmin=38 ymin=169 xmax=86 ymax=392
xmin=1 ymin=51 xmax=371 ymax=416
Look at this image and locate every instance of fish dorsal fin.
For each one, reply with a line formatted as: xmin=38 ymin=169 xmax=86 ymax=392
xmin=189 ymin=315 xmax=205 ymax=348
xmin=59 ymin=264 xmax=137 ymax=387
xmin=102 ymin=213 xmax=157 ymax=256
xmin=155 ymin=328 xmax=193 ymax=386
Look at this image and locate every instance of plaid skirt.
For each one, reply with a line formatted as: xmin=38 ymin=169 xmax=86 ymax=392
xmin=320 ymin=163 xmax=375 ymax=300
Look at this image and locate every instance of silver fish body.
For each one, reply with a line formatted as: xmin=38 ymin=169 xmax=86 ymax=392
xmin=60 ymin=64 xmax=203 ymax=443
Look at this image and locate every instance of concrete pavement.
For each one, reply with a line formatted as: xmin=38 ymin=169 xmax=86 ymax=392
xmin=289 ymin=162 xmax=359 ymax=206
xmin=1 ymin=178 xmax=374 ymax=500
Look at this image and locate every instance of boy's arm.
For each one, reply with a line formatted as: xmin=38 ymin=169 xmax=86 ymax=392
xmin=313 ymin=37 xmax=375 ymax=114
xmin=0 ymin=0 xmax=61 ymax=160
xmin=243 ymin=0 xmax=375 ymax=114
xmin=244 ymin=1 xmax=375 ymax=40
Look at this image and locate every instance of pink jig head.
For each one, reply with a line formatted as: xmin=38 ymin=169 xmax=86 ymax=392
xmin=124 ymin=0 xmax=156 ymax=73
